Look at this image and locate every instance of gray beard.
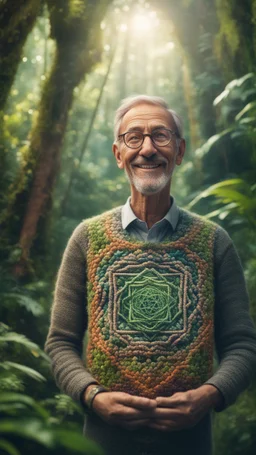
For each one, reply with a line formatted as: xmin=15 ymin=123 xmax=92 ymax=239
xmin=125 ymin=169 xmax=171 ymax=195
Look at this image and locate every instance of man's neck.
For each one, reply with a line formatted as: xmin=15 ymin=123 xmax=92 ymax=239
xmin=130 ymin=186 xmax=172 ymax=229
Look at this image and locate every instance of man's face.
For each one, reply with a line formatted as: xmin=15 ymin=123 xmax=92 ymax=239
xmin=112 ymin=103 xmax=185 ymax=196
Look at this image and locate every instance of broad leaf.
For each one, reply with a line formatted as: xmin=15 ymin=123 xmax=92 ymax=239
xmin=0 ymin=419 xmax=54 ymax=448
xmin=235 ymin=101 xmax=256 ymax=121
xmin=195 ymin=128 xmax=234 ymax=158
xmin=54 ymin=428 xmax=103 ymax=454
xmin=0 ymin=393 xmax=49 ymax=419
xmin=0 ymin=440 xmax=20 ymax=455
xmin=187 ymin=179 xmax=243 ymax=209
xmin=0 ymin=362 xmax=46 ymax=382
xmin=0 ymin=331 xmax=49 ymax=361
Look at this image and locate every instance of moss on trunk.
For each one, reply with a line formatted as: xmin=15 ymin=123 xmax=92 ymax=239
xmin=0 ymin=0 xmax=41 ymax=202
xmin=0 ymin=0 xmax=41 ymax=111
xmin=4 ymin=0 xmax=112 ymax=277
xmin=215 ymin=0 xmax=256 ymax=79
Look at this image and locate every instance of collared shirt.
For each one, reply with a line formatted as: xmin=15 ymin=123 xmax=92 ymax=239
xmin=121 ymin=196 xmax=179 ymax=242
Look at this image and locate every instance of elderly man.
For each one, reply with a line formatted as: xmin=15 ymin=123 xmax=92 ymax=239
xmin=45 ymin=95 xmax=256 ymax=455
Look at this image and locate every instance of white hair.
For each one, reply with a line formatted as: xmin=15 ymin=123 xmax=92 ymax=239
xmin=113 ymin=95 xmax=183 ymax=141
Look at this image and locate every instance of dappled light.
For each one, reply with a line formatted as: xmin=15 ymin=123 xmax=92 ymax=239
xmin=130 ymin=11 xmax=159 ymax=33
xmin=0 ymin=0 xmax=256 ymax=454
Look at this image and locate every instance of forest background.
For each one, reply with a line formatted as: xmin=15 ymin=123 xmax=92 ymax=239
xmin=0 ymin=0 xmax=256 ymax=454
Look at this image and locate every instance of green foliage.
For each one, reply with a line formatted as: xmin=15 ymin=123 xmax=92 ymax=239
xmin=215 ymin=0 xmax=240 ymax=58
xmin=0 ymin=374 xmax=24 ymax=394
xmin=253 ymin=0 xmax=256 ymax=53
xmin=0 ymin=324 xmax=102 ymax=454
xmin=1 ymin=2 xmax=256 ymax=454
xmin=214 ymin=0 xmax=256 ymax=79
xmin=43 ymin=394 xmax=84 ymax=422
xmin=187 ymin=179 xmax=256 ymax=227
xmin=0 ymin=265 xmax=48 ymax=335
xmin=0 ymin=440 xmax=20 ymax=455
xmin=186 ymin=71 xmax=256 ymax=455
xmin=2 ymin=292 xmax=44 ymax=317
xmin=68 ymin=0 xmax=87 ymax=20
xmin=245 ymin=258 xmax=256 ymax=324
xmin=213 ymin=73 xmax=256 ymax=125
xmin=0 ymin=323 xmax=48 ymax=386
xmin=0 ymin=397 xmax=103 ymax=454
xmin=0 ymin=323 xmax=45 ymax=355
xmin=1 ymin=362 xmax=45 ymax=383
xmin=214 ymin=386 xmax=256 ymax=455
xmin=0 ymin=0 xmax=42 ymax=111
xmin=188 ymin=73 xmax=256 ymax=220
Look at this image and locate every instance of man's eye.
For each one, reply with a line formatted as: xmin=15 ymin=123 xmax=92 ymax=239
xmin=128 ymin=133 xmax=141 ymax=141
xmin=154 ymin=132 xmax=167 ymax=140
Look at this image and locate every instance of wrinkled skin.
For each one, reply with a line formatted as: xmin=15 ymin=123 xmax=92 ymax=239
xmin=84 ymin=384 xmax=222 ymax=431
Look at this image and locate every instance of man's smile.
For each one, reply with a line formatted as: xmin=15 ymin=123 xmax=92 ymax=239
xmin=133 ymin=163 xmax=163 ymax=170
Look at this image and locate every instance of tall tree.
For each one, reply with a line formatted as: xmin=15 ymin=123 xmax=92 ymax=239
xmin=0 ymin=0 xmax=42 ymax=196
xmin=215 ymin=0 xmax=256 ymax=79
xmin=0 ymin=0 xmax=41 ymax=112
xmin=2 ymin=0 xmax=112 ymax=277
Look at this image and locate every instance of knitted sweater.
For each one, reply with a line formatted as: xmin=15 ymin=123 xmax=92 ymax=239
xmin=85 ymin=207 xmax=216 ymax=398
xmin=45 ymin=206 xmax=256 ymax=409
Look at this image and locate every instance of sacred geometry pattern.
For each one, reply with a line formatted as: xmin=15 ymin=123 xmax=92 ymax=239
xmin=85 ymin=207 xmax=216 ymax=398
xmin=109 ymin=265 xmax=188 ymax=342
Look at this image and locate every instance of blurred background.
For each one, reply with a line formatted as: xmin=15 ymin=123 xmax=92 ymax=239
xmin=0 ymin=0 xmax=256 ymax=454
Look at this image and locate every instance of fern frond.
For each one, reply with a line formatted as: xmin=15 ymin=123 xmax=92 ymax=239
xmin=0 ymin=331 xmax=49 ymax=361
xmin=0 ymin=439 xmax=20 ymax=455
xmin=1 ymin=293 xmax=44 ymax=316
xmin=0 ymin=361 xmax=46 ymax=382
xmin=0 ymin=392 xmax=49 ymax=419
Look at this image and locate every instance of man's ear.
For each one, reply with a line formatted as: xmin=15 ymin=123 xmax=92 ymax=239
xmin=175 ymin=138 xmax=186 ymax=166
xmin=112 ymin=142 xmax=124 ymax=169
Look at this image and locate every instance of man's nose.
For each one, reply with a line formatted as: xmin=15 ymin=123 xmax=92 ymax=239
xmin=139 ymin=135 xmax=157 ymax=158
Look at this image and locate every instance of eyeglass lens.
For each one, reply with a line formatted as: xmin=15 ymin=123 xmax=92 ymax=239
xmin=124 ymin=129 xmax=172 ymax=148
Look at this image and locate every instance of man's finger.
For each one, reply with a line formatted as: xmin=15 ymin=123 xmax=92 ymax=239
xmin=118 ymin=393 xmax=157 ymax=410
xmin=116 ymin=406 xmax=156 ymax=420
xmin=150 ymin=407 xmax=182 ymax=419
xmin=156 ymin=396 xmax=181 ymax=407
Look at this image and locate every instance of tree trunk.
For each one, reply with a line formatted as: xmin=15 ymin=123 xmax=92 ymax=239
xmin=0 ymin=0 xmax=41 ymax=200
xmin=0 ymin=0 xmax=41 ymax=111
xmin=215 ymin=0 xmax=256 ymax=79
xmin=182 ymin=59 xmax=201 ymax=149
xmin=7 ymin=0 xmax=112 ymax=277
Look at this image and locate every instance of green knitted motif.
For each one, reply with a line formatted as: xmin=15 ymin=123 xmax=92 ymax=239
xmin=117 ymin=268 xmax=183 ymax=340
xmin=85 ymin=207 xmax=218 ymax=398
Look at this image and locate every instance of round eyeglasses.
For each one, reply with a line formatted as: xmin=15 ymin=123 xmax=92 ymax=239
xmin=118 ymin=128 xmax=177 ymax=149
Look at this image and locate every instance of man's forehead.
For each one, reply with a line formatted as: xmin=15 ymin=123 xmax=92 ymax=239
xmin=121 ymin=103 xmax=174 ymax=129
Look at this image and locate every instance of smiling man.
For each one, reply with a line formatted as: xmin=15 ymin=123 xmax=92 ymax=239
xmin=114 ymin=102 xmax=184 ymax=200
xmin=45 ymin=95 xmax=256 ymax=455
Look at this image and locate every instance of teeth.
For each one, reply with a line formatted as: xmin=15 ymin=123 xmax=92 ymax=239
xmin=137 ymin=165 xmax=160 ymax=169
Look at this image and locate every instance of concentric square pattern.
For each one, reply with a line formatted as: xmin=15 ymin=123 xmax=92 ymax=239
xmin=110 ymin=265 xmax=188 ymax=342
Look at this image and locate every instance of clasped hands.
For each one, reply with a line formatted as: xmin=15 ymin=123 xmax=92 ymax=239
xmin=87 ymin=384 xmax=222 ymax=432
